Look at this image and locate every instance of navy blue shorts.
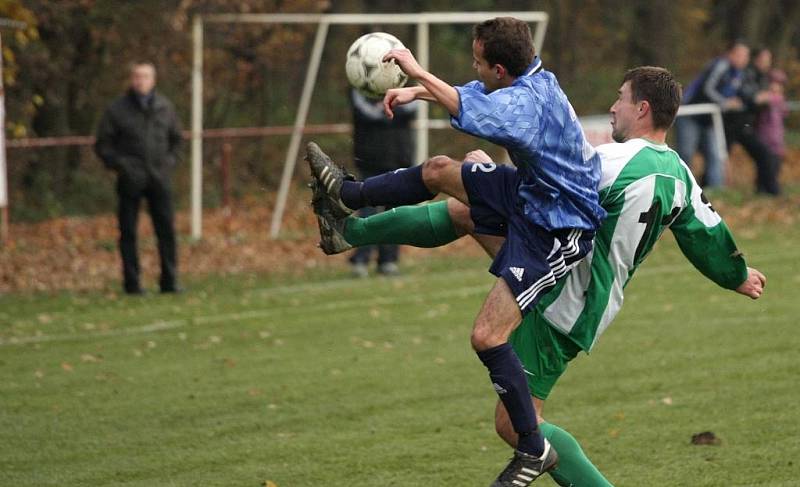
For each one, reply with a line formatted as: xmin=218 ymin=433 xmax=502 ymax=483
xmin=461 ymin=162 xmax=594 ymax=314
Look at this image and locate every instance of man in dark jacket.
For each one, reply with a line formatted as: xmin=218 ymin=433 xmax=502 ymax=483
xmin=350 ymin=89 xmax=417 ymax=277
xmin=348 ymin=88 xmax=417 ymax=277
xmin=95 ymin=62 xmax=183 ymax=294
xmin=676 ymin=40 xmax=749 ymax=188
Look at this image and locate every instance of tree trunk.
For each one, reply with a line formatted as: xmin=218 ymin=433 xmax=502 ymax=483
xmin=629 ymin=0 xmax=676 ymax=67
xmin=772 ymin=0 xmax=800 ymax=65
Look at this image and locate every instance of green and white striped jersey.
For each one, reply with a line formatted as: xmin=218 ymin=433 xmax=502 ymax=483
xmin=535 ymin=138 xmax=747 ymax=352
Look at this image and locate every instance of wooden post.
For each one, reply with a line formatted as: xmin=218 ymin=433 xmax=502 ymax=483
xmin=221 ymin=141 xmax=231 ymax=210
xmin=0 ymin=21 xmax=30 ymax=246
xmin=190 ymin=15 xmax=203 ymax=239
xmin=0 ymin=207 xmax=7 ymax=246
xmin=221 ymin=141 xmax=232 ymax=234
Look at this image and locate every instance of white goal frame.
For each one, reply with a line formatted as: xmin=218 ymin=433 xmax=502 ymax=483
xmin=190 ymin=12 xmax=549 ymax=239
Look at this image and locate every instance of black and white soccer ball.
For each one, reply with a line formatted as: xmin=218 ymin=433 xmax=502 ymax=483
xmin=345 ymin=32 xmax=409 ymax=99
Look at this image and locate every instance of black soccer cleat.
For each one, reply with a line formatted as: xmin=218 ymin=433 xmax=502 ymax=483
xmin=305 ymin=141 xmax=354 ymax=219
xmin=490 ymin=440 xmax=559 ymax=487
xmin=310 ymin=180 xmax=353 ymax=255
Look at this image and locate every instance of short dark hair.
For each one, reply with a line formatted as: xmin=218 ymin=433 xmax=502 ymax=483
xmin=473 ymin=17 xmax=535 ymax=77
xmin=622 ymin=66 xmax=682 ymax=130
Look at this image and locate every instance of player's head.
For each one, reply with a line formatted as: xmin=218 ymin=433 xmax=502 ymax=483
xmin=472 ymin=17 xmax=535 ymax=92
xmin=610 ymin=66 xmax=682 ymax=143
xmin=726 ymin=39 xmax=750 ymax=70
xmin=129 ymin=62 xmax=157 ymax=95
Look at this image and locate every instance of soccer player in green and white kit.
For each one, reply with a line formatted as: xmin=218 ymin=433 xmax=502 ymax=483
xmin=309 ymin=66 xmax=765 ymax=486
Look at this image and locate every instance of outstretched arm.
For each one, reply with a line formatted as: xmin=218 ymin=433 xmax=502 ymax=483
xmin=382 ymin=48 xmax=460 ymax=117
xmin=670 ymin=180 xmax=759 ymax=295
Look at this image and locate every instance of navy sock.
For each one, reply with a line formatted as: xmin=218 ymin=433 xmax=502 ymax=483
xmin=477 ymin=343 xmax=545 ymax=456
xmin=340 ymin=165 xmax=434 ymax=210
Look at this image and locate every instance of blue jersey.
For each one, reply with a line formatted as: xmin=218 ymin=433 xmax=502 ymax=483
xmin=451 ymin=58 xmax=606 ymax=231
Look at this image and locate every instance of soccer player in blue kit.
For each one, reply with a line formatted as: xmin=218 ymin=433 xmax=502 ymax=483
xmin=308 ymin=17 xmax=605 ymax=485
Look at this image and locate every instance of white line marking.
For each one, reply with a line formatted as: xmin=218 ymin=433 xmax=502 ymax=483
xmin=0 ymin=284 xmax=490 ymax=346
xmin=1 ymin=248 xmax=793 ymax=347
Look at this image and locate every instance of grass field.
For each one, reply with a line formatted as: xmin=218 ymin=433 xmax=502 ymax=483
xmin=1 ymin=222 xmax=798 ymax=486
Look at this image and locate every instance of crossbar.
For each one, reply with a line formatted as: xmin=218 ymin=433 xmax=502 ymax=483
xmin=202 ymin=12 xmax=548 ymax=25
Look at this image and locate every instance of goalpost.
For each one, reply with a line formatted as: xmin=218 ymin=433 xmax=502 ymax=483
xmin=190 ymin=12 xmax=549 ymax=239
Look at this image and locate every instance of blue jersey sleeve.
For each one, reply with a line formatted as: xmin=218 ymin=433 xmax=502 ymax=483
xmin=451 ymin=82 xmax=543 ymax=150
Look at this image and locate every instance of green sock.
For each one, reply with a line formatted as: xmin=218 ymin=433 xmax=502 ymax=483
xmin=343 ymin=200 xmax=459 ymax=248
xmin=539 ymin=422 xmax=614 ymax=487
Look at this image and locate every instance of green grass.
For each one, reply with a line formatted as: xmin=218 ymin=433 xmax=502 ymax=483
xmin=1 ymin=224 xmax=798 ymax=486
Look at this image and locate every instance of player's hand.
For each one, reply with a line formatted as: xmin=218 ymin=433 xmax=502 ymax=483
xmin=383 ymin=48 xmax=426 ymax=79
xmin=735 ymin=267 xmax=766 ymax=299
xmin=465 ymin=149 xmax=493 ymax=163
xmin=383 ymin=87 xmax=417 ymax=119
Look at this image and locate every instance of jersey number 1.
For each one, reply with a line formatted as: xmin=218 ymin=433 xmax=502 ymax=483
xmin=634 ymin=201 xmax=681 ymax=264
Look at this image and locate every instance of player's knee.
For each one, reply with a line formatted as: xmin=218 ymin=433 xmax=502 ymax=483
xmin=422 ymin=155 xmax=457 ymax=191
xmin=470 ymin=320 xmax=500 ymax=351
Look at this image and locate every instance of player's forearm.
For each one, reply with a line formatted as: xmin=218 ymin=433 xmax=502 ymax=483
xmin=406 ymin=85 xmax=435 ymax=102
xmin=416 ymin=72 xmax=460 ymax=117
xmin=673 ymin=221 xmax=748 ymax=290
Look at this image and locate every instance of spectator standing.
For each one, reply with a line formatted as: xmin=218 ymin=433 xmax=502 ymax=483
xmin=348 ymin=88 xmax=417 ymax=277
xmin=677 ymin=40 xmax=749 ymax=188
xmin=95 ymin=62 xmax=183 ymax=294
xmin=732 ymin=47 xmax=781 ymax=195
xmin=756 ymin=68 xmax=789 ymax=190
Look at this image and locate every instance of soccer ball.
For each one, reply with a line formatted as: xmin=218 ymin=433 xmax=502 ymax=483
xmin=345 ymin=32 xmax=409 ymax=98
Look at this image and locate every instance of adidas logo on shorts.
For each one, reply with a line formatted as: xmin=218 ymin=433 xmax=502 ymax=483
xmin=510 ymin=266 xmax=525 ymax=282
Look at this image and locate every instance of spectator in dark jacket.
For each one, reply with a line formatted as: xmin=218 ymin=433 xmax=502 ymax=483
xmin=95 ymin=62 xmax=183 ymax=294
xmin=676 ymin=40 xmax=749 ymax=188
xmin=348 ymin=88 xmax=417 ymax=277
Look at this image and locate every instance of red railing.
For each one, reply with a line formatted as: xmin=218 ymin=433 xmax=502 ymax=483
xmin=4 ymin=123 xmax=353 ymax=149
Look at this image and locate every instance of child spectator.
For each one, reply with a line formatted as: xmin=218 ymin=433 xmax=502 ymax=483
xmin=756 ymin=69 xmax=789 ymax=193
